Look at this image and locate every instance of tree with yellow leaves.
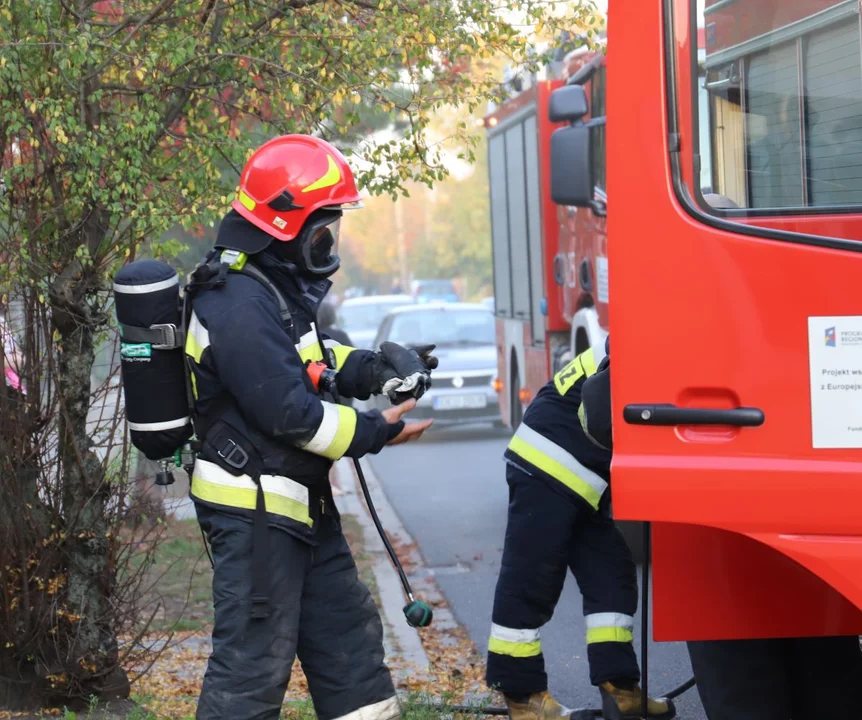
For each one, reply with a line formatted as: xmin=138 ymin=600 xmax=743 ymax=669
xmin=0 ymin=0 xmax=600 ymax=711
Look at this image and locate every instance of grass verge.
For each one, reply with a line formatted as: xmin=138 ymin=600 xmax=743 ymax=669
xmin=136 ymin=519 xmax=213 ymax=633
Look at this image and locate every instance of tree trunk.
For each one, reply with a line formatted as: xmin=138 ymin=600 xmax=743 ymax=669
xmin=57 ymin=318 xmax=129 ymax=701
xmin=0 ymin=375 xmax=52 ymax=709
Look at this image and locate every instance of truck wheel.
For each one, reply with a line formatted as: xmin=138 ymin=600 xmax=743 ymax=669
xmin=511 ymin=371 xmax=523 ymax=430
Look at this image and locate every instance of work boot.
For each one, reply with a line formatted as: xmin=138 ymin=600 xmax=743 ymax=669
xmin=504 ymin=691 xmax=592 ymax=720
xmin=598 ymin=681 xmax=676 ymax=719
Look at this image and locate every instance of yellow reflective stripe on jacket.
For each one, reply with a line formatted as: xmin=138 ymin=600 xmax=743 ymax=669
xmin=585 ymin=613 xmax=634 ymax=645
xmin=190 ymin=459 xmax=312 ymax=527
xmin=507 ymin=422 xmax=607 ymax=509
xmin=296 ymin=325 xmax=324 ymax=364
xmin=488 ymin=624 xmax=542 ymax=658
xmin=324 ymin=340 xmax=356 ymax=370
xmin=185 ymin=312 xmax=210 ymax=364
xmin=578 ymin=402 xmax=588 ymax=434
xmin=300 ymin=402 xmax=357 ymax=460
xmin=553 ymin=347 xmax=598 ymax=395
xmin=299 ymin=345 xmax=325 ymax=363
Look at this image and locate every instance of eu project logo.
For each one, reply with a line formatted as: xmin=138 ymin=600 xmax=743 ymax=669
xmin=825 ymin=326 xmax=836 ymax=347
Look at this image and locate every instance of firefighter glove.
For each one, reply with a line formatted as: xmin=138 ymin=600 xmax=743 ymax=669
xmin=409 ymin=344 xmax=439 ymax=371
xmin=378 ymin=341 xmax=434 ymax=404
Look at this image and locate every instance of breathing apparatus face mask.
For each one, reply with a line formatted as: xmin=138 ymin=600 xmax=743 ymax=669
xmin=297 ymin=214 xmax=342 ymax=278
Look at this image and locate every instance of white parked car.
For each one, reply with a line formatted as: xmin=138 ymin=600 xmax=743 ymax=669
xmin=369 ymin=304 xmax=502 ymax=428
xmin=337 ymin=295 xmax=415 ymax=349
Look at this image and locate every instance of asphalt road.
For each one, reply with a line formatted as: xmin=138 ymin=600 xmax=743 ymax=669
xmin=369 ymin=424 xmax=707 ymax=718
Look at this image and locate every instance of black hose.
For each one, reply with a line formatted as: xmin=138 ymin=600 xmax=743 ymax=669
xmin=664 ymin=676 xmax=696 ymax=700
xmin=353 ymin=457 xmax=416 ymax=601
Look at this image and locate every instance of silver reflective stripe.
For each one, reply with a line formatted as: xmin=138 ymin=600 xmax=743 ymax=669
xmin=112 ymin=275 xmax=179 ymax=294
xmin=490 ymin=623 xmax=540 ymax=644
xmin=128 ymin=416 xmax=189 ymax=432
xmin=296 ymin=323 xmax=319 ymax=352
xmin=300 ymin=402 xmax=340 ymax=453
xmin=186 ymin=312 xmax=210 ymax=360
xmin=323 ymin=338 xmax=341 ymax=349
xmin=331 ymin=696 xmax=400 ymax=720
xmin=193 ymin=459 xmax=309 ymax=506
xmin=585 ymin=613 xmax=634 ymax=630
xmin=515 ymin=423 xmax=608 ymax=497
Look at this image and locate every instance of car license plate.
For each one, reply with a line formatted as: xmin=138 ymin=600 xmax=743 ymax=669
xmin=433 ymin=394 xmax=487 ymax=410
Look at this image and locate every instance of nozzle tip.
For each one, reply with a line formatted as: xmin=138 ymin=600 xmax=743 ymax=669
xmin=403 ymin=600 xmax=433 ymax=628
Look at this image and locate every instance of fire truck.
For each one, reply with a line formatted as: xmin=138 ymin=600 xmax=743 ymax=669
xmin=548 ymin=0 xmax=862 ymax=655
xmin=486 ymin=32 xmax=717 ymax=432
xmin=486 ymin=37 xmax=710 ymax=431
xmin=485 ymin=49 xmax=594 ymax=431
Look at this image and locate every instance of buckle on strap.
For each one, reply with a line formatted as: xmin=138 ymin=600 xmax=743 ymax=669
xmin=120 ymin=323 xmax=182 ymax=349
xmin=250 ymin=594 xmax=270 ymax=619
xmin=150 ymin=323 xmax=180 ymax=350
xmin=217 ymin=439 xmax=249 ymax=470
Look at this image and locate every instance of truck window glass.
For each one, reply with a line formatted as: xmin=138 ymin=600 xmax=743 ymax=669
xmin=694 ymin=0 xmax=862 ymax=214
xmin=591 ymin=65 xmax=607 ymax=193
xmin=505 ymin=124 xmax=533 ymax=321
xmin=523 ymin=115 xmax=546 ymax=346
xmin=488 ymin=134 xmax=512 ymax=316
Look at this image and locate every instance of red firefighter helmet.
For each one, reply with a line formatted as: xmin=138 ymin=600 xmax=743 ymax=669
xmin=231 ymin=134 xmax=362 ymax=243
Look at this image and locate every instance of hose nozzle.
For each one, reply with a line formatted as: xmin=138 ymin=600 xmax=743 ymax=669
xmin=403 ymin=600 xmax=433 ymax=628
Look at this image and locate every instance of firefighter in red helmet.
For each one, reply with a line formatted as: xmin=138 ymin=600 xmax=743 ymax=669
xmin=185 ymin=135 xmax=436 ymax=720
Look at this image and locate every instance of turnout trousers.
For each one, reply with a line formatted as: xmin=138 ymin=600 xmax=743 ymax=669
xmin=486 ymin=466 xmax=639 ymax=696
xmin=687 ymin=636 xmax=862 ymax=720
xmin=195 ymin=503 xmax=397 ymax=720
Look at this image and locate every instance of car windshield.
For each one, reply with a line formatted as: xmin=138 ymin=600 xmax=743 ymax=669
xmin=388 ymin=309 xmax=494 ymax=347
xmin=338 ymin=301 xmax=407 ymax=331
xmin=416 ymin=281 xmax=455 ymax=295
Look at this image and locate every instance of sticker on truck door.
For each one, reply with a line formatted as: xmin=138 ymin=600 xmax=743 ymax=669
xmin=808 ymin=316 xmax=862 ymax=448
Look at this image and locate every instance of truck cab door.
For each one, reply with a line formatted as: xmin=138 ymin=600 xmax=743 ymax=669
xmin=604 ymin=0 xmax=862 ymax=641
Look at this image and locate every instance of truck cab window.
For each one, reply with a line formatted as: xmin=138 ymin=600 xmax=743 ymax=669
xmin=591 ymin=65 xmax=607 ymax=193
xmin=695 ymin=1 xmax=862 ymax=214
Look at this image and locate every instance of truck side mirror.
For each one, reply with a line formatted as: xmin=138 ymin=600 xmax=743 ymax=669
xmin=548 ymin=84 xmax=589 ymax=123
xmin=550 ymin=124 xmax=593 ymax=208
xmin=548 ymin=84 xmax=600 ymax=211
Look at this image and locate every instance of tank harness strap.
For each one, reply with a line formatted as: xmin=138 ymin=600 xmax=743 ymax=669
xmin=184 ymin=253 xmax=298 ymax=622
xmin=119 ymin=323 xmax=183 ymax=350
xmin=205 ymin=419 xmax=271 ymax=620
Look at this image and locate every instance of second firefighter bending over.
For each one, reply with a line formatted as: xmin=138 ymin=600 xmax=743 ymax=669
xmin=486 ymin=338 xmax=675 ymax=720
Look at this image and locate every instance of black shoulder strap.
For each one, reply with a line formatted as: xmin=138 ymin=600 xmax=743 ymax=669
xmin=233 ymin=262 xmax=293 ymax=333
xmin=182 ymin=252 xmax=295 ymax=437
